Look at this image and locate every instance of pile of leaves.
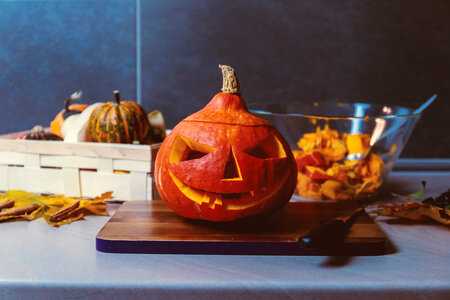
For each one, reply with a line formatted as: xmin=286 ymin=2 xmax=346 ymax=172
xmin=374 ymin=181 xmax=450 ymax=225
xmin=0 ymin=190 xmax=113 ymax=227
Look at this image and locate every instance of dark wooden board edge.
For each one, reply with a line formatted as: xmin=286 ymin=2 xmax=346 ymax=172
xmin=96 ymin=238 xmax=387 ymax=256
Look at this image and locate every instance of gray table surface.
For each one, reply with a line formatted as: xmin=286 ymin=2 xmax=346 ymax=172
xmin=1 ymin=159 xmax=449 ymax=300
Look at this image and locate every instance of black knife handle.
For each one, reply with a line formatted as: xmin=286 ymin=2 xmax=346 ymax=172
xmin=298 ymin=219 xmax=349 ymax=249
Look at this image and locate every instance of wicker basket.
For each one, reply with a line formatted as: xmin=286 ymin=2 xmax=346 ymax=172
xmin=0 ymin=130 xmax=160 ymax=201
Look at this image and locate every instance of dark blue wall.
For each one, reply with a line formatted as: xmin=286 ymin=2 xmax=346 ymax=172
xmin=0 ymin=0 xmax=448 ymax=157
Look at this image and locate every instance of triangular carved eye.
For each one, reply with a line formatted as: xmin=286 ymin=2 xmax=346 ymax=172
xmin=169 ymin=135 xmax=217 ymax=163
xmin=222 ymin=148 xmax=242 ymax=181
xmin=244 ymin=135 xmax=287 ymax=159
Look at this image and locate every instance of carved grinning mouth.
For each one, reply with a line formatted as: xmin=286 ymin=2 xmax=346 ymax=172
xmin=168 ymin=170 xmax=291 ymax=210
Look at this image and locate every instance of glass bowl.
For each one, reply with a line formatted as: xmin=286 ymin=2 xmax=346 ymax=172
xmin=249 ymin=101 xmax=421 ymax=201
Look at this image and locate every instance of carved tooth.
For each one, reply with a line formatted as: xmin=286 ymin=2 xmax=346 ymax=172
xmin=203 ymin=192 xmax=210 ymax=204
xmin=207 ymin=194 xmax=216 ymax=209
xmin=214 ymin=196 xmax=223 ymax=206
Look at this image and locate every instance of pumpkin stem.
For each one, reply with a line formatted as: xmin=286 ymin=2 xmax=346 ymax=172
xmin=219 ymin=65 xmax=240 ymax=95
xmin=113 ymin=90 xmax=121 ymax=105
xmin=64 ymin=91 xmax=82 ymax=112
xmin=31 ymin=125 xmax=45 ymax=133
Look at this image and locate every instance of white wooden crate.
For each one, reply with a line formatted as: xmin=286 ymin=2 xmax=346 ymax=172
xmin=0 ymin=130 xmax=160 ymax=201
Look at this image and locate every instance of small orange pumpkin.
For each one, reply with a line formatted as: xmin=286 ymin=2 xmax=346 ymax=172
xmin=87 ymin=91 xmax=152 ymax=144
xmin=155 ymin=65 xmax=297 ymax=221
xmin=50 ymin=91 xmax=88 ymax=137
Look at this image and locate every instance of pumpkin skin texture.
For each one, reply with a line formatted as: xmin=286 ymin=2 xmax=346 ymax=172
xmin=155 ymin=65 xmax=297 ymax=222
xmin=88 ymin=91 xmax=152 ymax=144
xmin=50 ymin=92 xmax=88 ymax=137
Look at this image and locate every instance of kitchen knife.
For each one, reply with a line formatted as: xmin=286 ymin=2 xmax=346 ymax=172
xmin=298 ymin=208 xmax=364 ymax=249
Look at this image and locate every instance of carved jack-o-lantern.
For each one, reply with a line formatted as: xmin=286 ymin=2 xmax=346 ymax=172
xmin=155 ymin=65 xmax=297 ymax=221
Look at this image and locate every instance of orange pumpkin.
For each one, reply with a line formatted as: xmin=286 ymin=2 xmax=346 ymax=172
xmin=50 ymin=91 xmax=88 ymax=137
xmin=154 ymin=65 xmax=297 ymax=221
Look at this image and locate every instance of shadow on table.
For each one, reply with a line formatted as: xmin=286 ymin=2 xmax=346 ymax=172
xmin=318 ymin=239 xmax=398 ymax=268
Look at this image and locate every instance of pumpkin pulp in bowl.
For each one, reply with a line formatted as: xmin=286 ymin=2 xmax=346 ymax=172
xmin=293 ymin=124 xmax=384 ymax=200
xmin=250 ymin=101 xmax=421 ymax=201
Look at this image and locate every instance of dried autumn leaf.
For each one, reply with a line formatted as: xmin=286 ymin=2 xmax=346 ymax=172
xmin=41 ymin=193 xmax=112 ymax=227
xmin=0 ymin=190 xmax=112 ymax=226
xmin=0 ymin=190 xmax=44 ymax=221
xmin=374 ymin=202 xmax=450 ymax=225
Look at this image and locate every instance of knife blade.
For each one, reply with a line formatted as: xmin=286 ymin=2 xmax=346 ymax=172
xmin=298 ymin=208 xmax=364 ymax=249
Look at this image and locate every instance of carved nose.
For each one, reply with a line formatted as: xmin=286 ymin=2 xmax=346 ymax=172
xmin=222 ymin=148 xmax=242 ymax=181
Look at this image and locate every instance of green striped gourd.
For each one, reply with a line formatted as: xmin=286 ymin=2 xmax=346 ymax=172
xmin=88 ymin=91 xmax=151 ymax=144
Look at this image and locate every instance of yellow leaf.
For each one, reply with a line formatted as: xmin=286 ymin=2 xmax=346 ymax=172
xmin=0 ymin=190 xmax=112 ymax=226
xmin=0 ymin=191 xmax=45 ymax=221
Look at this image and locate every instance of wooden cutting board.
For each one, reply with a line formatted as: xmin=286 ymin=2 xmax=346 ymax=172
xmin=96 ymin=200 xmax=388 ymax=255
